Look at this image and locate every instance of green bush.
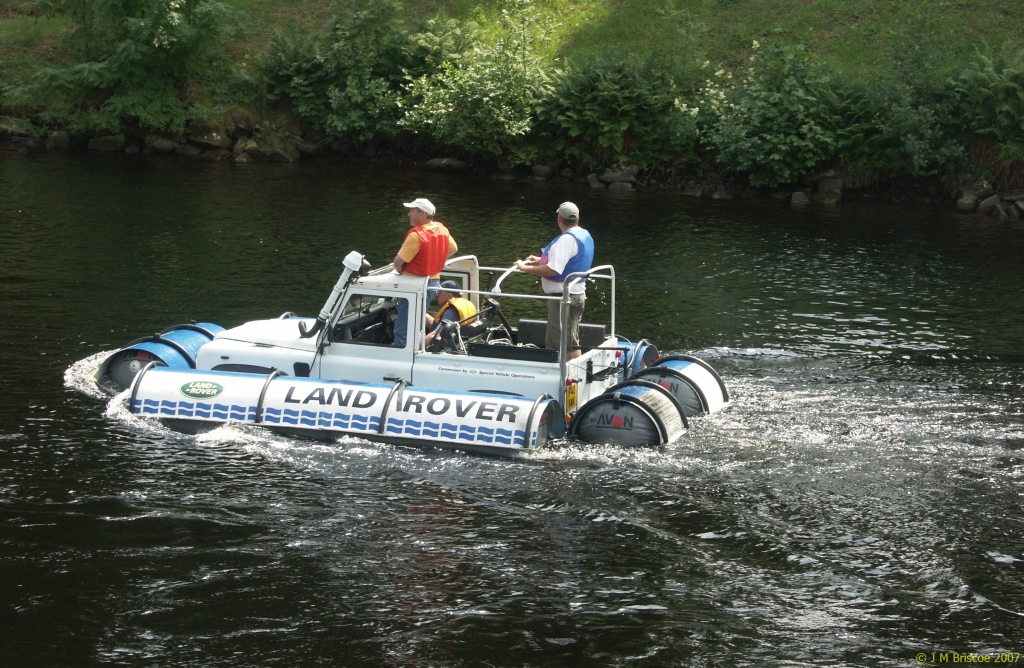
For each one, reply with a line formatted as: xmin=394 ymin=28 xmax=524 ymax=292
xmin=404 ymin=17 xmax=480 ymax=79
xmin=698 ymin=39 xmax=970 ymax=185
xmin=884 ymin=98 xmax=963 ymax=176
xmin=400 ymin=0 xmax=549 ymax=164
xmin=261 ymin=1 xmax=478 ymax=142
xmin=817 ymin=75 xmax=962 ymax=179
xmin=956 ymin=44 xmax=1024 ymax=164
xmin=538 ymin=55 xmax=699 ymax=169
xmin=834 ymin=19 xmax=967 ymax=179
xmin=23 ymin=0 xmax=234 ymax=132
xmin=699 ymin=42 xmax=843 ymax=187
xmin=260 ymin=31 xmax=339 ymax=126
xmin=262 ymin=0 xmax=410 ymax=140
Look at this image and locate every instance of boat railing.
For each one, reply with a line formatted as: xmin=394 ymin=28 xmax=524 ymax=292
xmin=366 ymin=260 xmax=620 ymax=411
xmin=479 ymin=263 xmax=618 ymax=411
xmin=558 ymin=265 xmax=616 ymax=404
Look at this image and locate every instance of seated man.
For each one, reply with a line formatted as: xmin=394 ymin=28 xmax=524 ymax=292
xmin=425 ymin=280 xmax=477 ymax=349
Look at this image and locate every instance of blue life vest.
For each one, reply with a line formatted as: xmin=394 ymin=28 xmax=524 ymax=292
xmin=542 ymin=226 xmax=595 ymax=285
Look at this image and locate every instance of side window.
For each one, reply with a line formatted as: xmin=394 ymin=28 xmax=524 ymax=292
xmin=340 ymin=293 xmax=386 ymax=319
xmin=332 ymin=293 xmax=407 ymax=347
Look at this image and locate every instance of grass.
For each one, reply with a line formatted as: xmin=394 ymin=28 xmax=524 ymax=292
xmin=1 ymin=0 xmax=1020 ymax=96
xmin=235 ymin=0 xmax=1018 ymax=78
xmin=539 ymin=0 xmax=1020 ymax=76
xmin=0 ymin=9 xmax=69 ymax=85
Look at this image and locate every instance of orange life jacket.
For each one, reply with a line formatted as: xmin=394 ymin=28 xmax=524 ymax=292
xmin=402 ymin=221 xmax=451 ymax=277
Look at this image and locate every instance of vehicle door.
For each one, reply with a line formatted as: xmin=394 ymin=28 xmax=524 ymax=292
xmin=315 ymin=289 xmax=416 ymax=384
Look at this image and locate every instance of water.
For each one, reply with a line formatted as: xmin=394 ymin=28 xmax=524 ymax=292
xmin=2 ymin=153 xmax=1023 ymax=666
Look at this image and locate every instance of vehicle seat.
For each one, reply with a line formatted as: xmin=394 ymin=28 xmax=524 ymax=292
xmin=459 ymin=320 xmax=487 ymax=339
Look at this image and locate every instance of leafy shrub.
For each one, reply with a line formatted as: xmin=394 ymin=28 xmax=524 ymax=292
xmin=837 ymin=83 xmax=964 ymax=178
xmin=400 ymin=0 xmax=549 ymax=164
xmin=538 ymin=55 xmax=699 ymax=169
xmin=877 ymin=98 xmax=962 ymax=176
xmin=956 ymin=44 xmax=1024 ymax=164
xmin=404 ymin=17 xmax=480 ymax=79
xmin=25 ymin=0 xmax=234 ymax=132
xmin=262 ymin=1 xmax=478 ymax=142
xmin=699 ymin=42 xmax=843 ymax=187
xmin=834 ymin=16 xmax=967 ymax=178
xmin=262 ymin=0 xmax=410 ymax=140
xmin=698 ymin=39 xmax=969 ymax=185
xmin=260 ymin=32 xmax=338 ymax=126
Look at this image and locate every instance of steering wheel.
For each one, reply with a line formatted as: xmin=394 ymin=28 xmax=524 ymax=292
xmin=427 ymin=320 xmax=462 ymax=354
xmin=354 ymin=321 xmax=383 ymax=343
xmin=482 ymin=297 xmax=515 ymax=342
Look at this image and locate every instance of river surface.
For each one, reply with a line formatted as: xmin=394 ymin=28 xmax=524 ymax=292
xmin=1 ymin=153 xmax=1023 ymax=666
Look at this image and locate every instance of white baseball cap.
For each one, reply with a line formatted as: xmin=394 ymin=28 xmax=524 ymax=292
xmin=403 ymin=198 xmax=436 ymax=217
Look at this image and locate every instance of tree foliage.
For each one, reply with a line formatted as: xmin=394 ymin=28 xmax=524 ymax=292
xmin=400 ymin=0 xmax=549 ymax=164
xmin=26 ymin=0 xmax=234 ymax=132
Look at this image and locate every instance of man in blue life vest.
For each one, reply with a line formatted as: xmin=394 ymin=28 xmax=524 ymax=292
xmin=515 ymin=202 xmax=594 ymax=361
xmin=424 ymin=280 xmax=478 ymax=349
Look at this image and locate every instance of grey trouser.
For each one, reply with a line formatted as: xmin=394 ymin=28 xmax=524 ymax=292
xmin=546 ymin=292 xmax=586 ymax=351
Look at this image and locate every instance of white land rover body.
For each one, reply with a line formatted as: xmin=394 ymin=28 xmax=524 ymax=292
xmin=99 ymin=251 xmax=726 ymax=454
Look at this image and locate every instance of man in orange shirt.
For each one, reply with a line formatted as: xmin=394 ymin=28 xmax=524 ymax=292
xmin=392 ymin=198 xmax=458 ymax=348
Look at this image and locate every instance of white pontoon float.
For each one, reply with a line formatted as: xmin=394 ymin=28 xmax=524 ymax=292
xmin=93 ymin=252 xmax=728 ymax=455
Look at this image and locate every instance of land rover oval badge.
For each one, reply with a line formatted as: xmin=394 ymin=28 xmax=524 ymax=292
xmin=180 ymin=381 xmax=224 ymax=399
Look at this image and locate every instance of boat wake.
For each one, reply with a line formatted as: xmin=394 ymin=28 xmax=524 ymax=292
xmin=63 ymin=350 xmax=116 ymax=400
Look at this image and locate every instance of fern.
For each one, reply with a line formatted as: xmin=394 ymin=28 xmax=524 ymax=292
xmin=956 ymin=44 xmax=1024 ymax=164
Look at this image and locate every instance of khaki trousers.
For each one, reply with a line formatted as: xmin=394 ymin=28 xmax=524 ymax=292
xmin=546 ymin=292 xmax=586 ymax=351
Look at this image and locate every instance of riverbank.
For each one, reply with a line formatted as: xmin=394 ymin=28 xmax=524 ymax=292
xmin=2 ymin=1 xmax=1022 ymax=203
xmin=5 ymin=131 xmax=1023 ymax=222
